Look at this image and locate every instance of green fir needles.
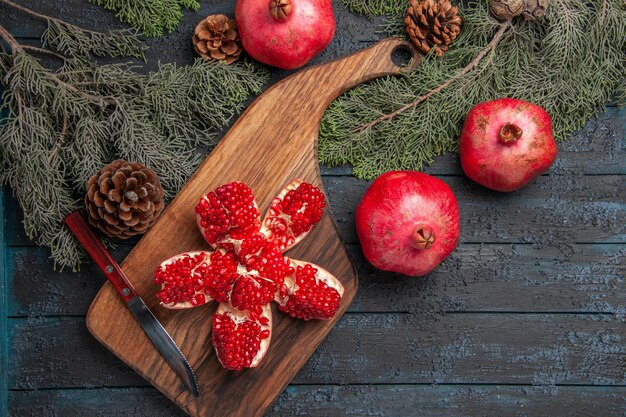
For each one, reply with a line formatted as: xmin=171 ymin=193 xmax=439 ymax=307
xmin=2 ymin=0 xmax=144 ymax=60
xmin=319 ymin=0 xmax=626 ymax=179
xmin=0 ymin=4 xmax=268 ymax=269
xmin=89 ymin=0 xmax=200 ymax=37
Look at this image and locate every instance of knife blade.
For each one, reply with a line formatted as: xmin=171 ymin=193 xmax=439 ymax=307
xmin=64 ymin=211 xmax=199 ymax=397
xmin=126 ymin=297 xmax=199 ymax=397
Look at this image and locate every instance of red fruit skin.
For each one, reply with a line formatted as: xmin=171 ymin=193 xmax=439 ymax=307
xmin=459 ymin=98 xmax=557 ymax=192
xmin=355 ymin=171 xmax=460 ymax=277
xmin=235 ymin=0 xmax=335 ymax=70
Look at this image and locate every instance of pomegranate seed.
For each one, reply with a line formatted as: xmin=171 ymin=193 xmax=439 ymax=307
xmin=263 ymin=182 xmax=326 ymax=251
xmin=212 ymin=311 xmax=268 ymax=371
xmin=278 ymin=263 xmax=341 ymax=320
xmin=280 ymin=183 xmax=326 ymax=236
xmin=230 ymin=275 xmax=275 ymax=313
xmin=246 ymin=244 xmax=293 ymax=287
xmin=193 ymin=294 xmax=206 ymax=306
xmin=196 ymin=182 xmax=261 ymax=248
xmin=204 ymin=251 xmax=239 ymax=303
xmin=153 ymin=252 xmax=211 ymax=306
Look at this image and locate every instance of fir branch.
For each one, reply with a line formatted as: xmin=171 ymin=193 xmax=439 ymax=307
xmin=89 ymin=0 xmax=200 ymax=37
xmin=0 ymin=0 xmax=145 ymax=60
xmin=0 ymin=24 xmax=20 ymax=53
xmin=0 ymin=34 xmax=268 ymax=269
xmin=48 ymin=72 xmax=119 ymax=109
xmin=356 ymin=21 xmax=511 ymax=132
xmin=341 ymin=0 xmax=407 ymax=35
xmin=341 ymin=0 xmax=407 ymax=17
xmin=0 ymin=107 xmax=83 ymax=268
xmin=43 ymin=19 xmax=145 ymax=61
xmin=20 ymin=45 xmax=66 ymax=61
xmin=321 ymin=0 xmax=626 ymax=179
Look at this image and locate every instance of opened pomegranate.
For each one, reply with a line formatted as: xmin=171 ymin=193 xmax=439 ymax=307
xmin=355 ymin=171 xmax=460 ymax=277
xmin=459 ymin=98 xmax=557 ymax=192
xmin=153 ymin=179 xmax=344 ymax=370
xmin=235 ymin=0 xmax=335 ymax=69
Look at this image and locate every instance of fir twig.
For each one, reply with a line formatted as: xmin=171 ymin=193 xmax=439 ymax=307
xmin=53 ymin=113 xmax=69 ymax=156
xmin=20 ymin=45 xmax=66 ymax=61
xmin=356 ymin=21 xmax=511 ymax=132
xmin=0 ymin=0 xmax=145 ymax=60
xmin=341 ymin=0 xmax=407 ymax=17
xmin=0 ymin=24 xmax=20 ymax=53
xmin=88 ymin=0 xmax=200 ymax=37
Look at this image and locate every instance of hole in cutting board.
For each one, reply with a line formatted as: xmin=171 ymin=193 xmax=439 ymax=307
xmin=391 ymin=43 xmax=416 ymax=68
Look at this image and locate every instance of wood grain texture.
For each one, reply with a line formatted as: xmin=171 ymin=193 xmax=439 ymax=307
xmin=6 ymin=174 xmax=625 ymax=247
xmin=9 ymin=314 xmax=626 ymax=389
xmin=0 ymin=189 xmax=7 ymax=416
xmin=9 ymin=385 xmax=626 ymax=417
xmin=326 ymin=175 xmax=626 ymax=245
xmin=7 ymin=243 xmax=625 ymax=316
xmin=85 ymin=38 xmax=418 ymax=417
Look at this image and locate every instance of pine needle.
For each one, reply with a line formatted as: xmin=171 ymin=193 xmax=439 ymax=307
xmin=89 ymin=0 xmax=200 ymax=37
xmin=0 ymin=0 xmax=145 ymax=60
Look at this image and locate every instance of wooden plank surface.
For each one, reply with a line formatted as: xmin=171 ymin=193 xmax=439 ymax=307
xmin=8 ymin=314 xmax=626 ymax=388
xmin=7 ymin=243 xmax=625 ymax=316
xmin=1 ymin=0 xmax=625 ymax=416
xmin=9 ymin=385 xmax=626 ymax=417
xmin=6 ymin=174 xmax=625 ymax=246
xmin=0 ymin=189 xmax=7 ymax=416
xmin=327 ymin=175 xmax=625 ymax=244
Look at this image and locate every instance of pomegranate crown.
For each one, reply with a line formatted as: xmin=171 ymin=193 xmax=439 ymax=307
xmin=270 ymin=0 xmax=292 ymax=20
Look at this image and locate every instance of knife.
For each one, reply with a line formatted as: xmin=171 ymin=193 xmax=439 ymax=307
xmin=64 ymin=211 xmax=199 ymax=397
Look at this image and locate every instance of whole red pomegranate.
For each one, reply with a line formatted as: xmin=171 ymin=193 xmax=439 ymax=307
xmin=459 ymin=98 xmax=557 ymax=192
xmin=355 ymin=171 xmax=460 ymax=277
xmin=235 ymin=0 xmax=335 ymax=69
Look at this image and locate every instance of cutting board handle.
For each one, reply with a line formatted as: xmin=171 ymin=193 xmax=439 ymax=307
xmin=255 ymin=38 xmax=420 ymax=118
xmin=216 ymin=37 xmax=421 ymax=184
xmin=306 ymin=37 xmax=420 ymax=106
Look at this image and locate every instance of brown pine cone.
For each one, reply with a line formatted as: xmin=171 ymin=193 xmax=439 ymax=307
xmin=85 ymin=160 xmax=165 ymax=239
xmin=522 ymin=0 xmax=548 ymax=20
xmin=490 ymin=0 xmax=524 ymax=21
xmin=404 ymin=0 xmax=462 ymax=57
xmin=193 ymin=14 xmax=242 ymax=64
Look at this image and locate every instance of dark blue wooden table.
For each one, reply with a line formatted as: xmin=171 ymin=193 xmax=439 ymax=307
xmin=1 ymin=1 xmax=625 ymax=416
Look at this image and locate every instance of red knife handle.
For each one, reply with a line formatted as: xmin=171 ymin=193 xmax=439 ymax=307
xmin=65 ymin=211 xmax=138 ymax=303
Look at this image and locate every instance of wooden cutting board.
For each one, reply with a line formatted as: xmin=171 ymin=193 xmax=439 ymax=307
xmin=86 ymin=38 xmax=418 ymax=417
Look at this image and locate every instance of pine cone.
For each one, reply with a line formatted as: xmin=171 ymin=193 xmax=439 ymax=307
xmin=85 ymin=160 xmax=165 ymax=239
xmin=490 ymin=0 xmax=524 ymax=21
xmin=522 ymin=0 xmax=548 ymax=20
xmin=404 ymin=0 xmax=462 ymax=57
xmin=193 ymin=14 xmax=242 ymax=64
